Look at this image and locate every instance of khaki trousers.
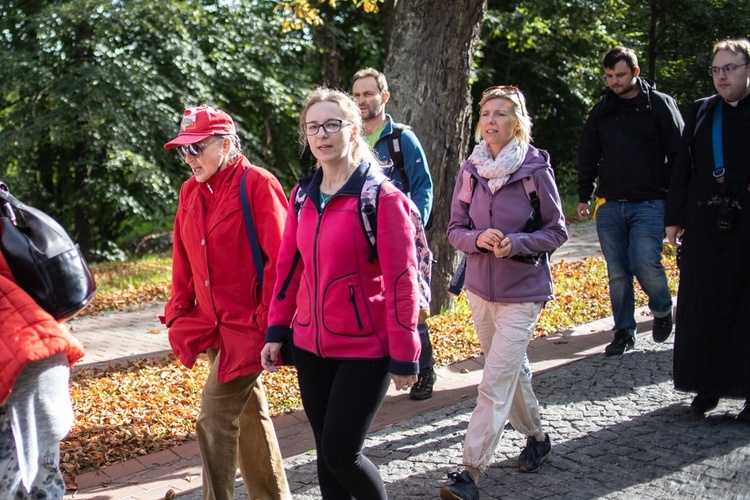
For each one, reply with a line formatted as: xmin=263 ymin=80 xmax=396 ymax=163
xmin=196 ymin=349 xmax=291 ymax=500
xmin=463 ymin=292 xmax=545 ymax=473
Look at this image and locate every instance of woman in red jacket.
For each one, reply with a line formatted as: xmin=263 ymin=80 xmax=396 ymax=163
xmin=161 ymin=106 xmax=290 ymax=500
xmin=0 ymin=253 xmax=84 ymax=499
xmin=261 ymin=88 xmax=421 ymax=499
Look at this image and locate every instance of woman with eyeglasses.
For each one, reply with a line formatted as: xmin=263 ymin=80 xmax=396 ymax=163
xmin=261 ymin=87 xmax=421 ymax=499
xmin=442 ymin=87 xmax=567 ymax=500
xmin=161 ymin=105 xmax=291 ymax=500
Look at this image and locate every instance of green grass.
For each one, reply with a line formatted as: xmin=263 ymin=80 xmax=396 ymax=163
xmin=560 ymin=191 xmax=580 ymax=222
xmin=89 ymin=253 xmax=172 ymax=294
xmin=84 ymin=254 xmax=172 ymax=314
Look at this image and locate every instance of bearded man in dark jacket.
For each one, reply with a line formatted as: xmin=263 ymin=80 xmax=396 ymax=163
xmin=665 ymin=37 xmax=750 ymax=420
xmin=577 ymin=46 xmax=684 ymax=356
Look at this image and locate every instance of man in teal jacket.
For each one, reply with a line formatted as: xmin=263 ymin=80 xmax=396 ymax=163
xmin=352 ymin=68 xmax=436 ymax=400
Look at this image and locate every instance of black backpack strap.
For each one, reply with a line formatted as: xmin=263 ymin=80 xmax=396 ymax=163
xmin=465 ymin=171 xmax=478 ymax=230
xmin=511 ymin=175 xmax=550 ymax=265
xmin=386 ymin=123 xmax=410 ymax=194
xmin=240 ymin=168 xmax=265 ymax=290
xmin=522 ymin=176 xmax=542 ymax=221
xmin=360 ymin=170 xmax=387 ymax=263
xmin=688 ymin=95 xmax=721 ymax=168
xmin=693 ymin=95 xmax=720 ymax=139
xmin=363 ymin=205 xmax=379 ymax=263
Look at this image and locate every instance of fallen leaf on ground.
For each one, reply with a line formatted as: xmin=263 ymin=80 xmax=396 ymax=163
xmin=64 ymin=254 xmax=678 ymax=480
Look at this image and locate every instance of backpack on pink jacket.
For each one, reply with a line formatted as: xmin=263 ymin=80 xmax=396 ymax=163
xmin=293 ymin=168 xmax=433 ymax=310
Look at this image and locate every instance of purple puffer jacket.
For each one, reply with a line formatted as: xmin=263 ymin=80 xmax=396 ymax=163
xmin=447 ymin=145 xmax=568 ymax=303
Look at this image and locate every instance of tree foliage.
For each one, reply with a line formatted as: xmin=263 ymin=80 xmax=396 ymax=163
xmin=476 ymin=0 xmax=750 ymax=194
xmin=0 ymin=0 xmax=748 ymax=262
xmin=275 ymin=0 xmax=383 ymax=32
xmin=0 ymin=0 xmax=313 ymax=259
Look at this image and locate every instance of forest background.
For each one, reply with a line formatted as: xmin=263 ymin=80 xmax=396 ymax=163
xmin=0 ymin=0 xmax=748 ymax=312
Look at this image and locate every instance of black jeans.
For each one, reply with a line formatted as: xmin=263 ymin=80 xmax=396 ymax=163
xmin=294 ymin=347 xmax=390 ymax=500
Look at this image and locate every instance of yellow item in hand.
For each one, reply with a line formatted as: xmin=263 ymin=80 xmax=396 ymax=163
xmin=592 ymin=197 xmax=606 ymax=220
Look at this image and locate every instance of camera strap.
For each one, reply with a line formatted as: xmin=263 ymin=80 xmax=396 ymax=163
xmin=712 ymin=101 xmax=725 ymax=182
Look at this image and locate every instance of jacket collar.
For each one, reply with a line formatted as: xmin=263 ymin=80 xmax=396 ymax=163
xmin=183 ymin=156 xmax=246 ymax=234
xmin=380 ymin=114 xmax=395 ymax=139
xmin=600 ymin=76 xmax=655 ymax=100
xmin=595 ymin=77 xmax=655 ymax=117
xmin=298 ymin=161 xmax=373 ymax=206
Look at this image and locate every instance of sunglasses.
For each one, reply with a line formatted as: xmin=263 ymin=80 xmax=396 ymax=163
xmin=481 ymin=85 xmax=526 ymax=116
xmin=176 ymin=137 xmax=222 ymax=161
xmin=482 ymin=85 xmax=520 ymax=96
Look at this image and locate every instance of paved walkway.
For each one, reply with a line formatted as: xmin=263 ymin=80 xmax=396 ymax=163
xmin=62 ymin=222 xmax=750 ymax=499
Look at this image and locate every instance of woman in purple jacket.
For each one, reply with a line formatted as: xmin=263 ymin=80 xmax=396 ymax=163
xmin=441 ymin=86 xmax=568 ymax=500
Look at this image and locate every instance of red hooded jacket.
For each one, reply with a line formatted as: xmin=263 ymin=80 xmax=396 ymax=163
xmin=162 ymin=157 xmax=287 ymax=383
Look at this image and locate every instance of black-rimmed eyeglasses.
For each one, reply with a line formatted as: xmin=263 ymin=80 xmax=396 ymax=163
xmin=302 ymin=119 xmax=353 ymax=136
xmin=709 ymin=63 xmax=750 ymax=77
xmin=176 ymin=137 xmax=222 ymax=161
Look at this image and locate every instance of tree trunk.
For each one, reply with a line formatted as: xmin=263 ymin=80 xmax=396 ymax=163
xmin=315 ymin=2 xmax=340 ymax=87
xmin=648 ymin=0 xmax=668 ymax=80
xmin=384 ymin=0 xmax=487 ymax=313
xmin=648 ymin=0 xmax=659 ymax=79
xmin=380 ymin=0 xmax=397 ymax=55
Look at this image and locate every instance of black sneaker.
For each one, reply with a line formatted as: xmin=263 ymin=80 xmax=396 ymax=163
xmin=409 ymin=368 xmax=437 ymax=400
xmin=690 ymin=394 xmax=719 ymax=415
xmin=605 ymin=329 xmax=635 ymax=356
xmin=652 ymin=311 xmax=673 ymax=342
xmin=518 ymin=433 xmax=551 ymax=473
xmin=440 ymin=471 xmax=478 ymax=500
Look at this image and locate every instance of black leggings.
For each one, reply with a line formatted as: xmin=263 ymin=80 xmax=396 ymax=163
xmin=294 ymin=347 xmax=390 ymax=500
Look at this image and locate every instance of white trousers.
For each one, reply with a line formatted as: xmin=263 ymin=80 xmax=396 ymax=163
xmin=463 ymin=291 xmax=544 ymax=472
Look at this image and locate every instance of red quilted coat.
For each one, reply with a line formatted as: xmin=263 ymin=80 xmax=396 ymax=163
xmin=162 ymin=157 xmax=287 ymax=383
xmin=0 ymin=253 xmax=85 ymax=405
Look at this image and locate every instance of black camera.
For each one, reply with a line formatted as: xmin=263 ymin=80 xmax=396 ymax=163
xmin=709 ymin=195 xmax=742 ymax=232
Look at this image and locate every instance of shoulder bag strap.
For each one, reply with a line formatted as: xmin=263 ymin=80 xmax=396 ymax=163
xmin=240 ymin=168 xmax=264 ymax=290
xmin=712 ymin=100 xmax=725 ymax=182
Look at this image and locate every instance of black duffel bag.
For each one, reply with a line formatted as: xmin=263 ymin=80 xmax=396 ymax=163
xmin=0 ymin=181 xmax=97 ymax=320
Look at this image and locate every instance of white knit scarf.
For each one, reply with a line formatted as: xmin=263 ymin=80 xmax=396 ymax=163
xmin=469 ymin=138 xmax=528 ymax=193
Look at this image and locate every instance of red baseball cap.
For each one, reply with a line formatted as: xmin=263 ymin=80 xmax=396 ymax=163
xmin=163 ymin=105 xmax=236 ymax=149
